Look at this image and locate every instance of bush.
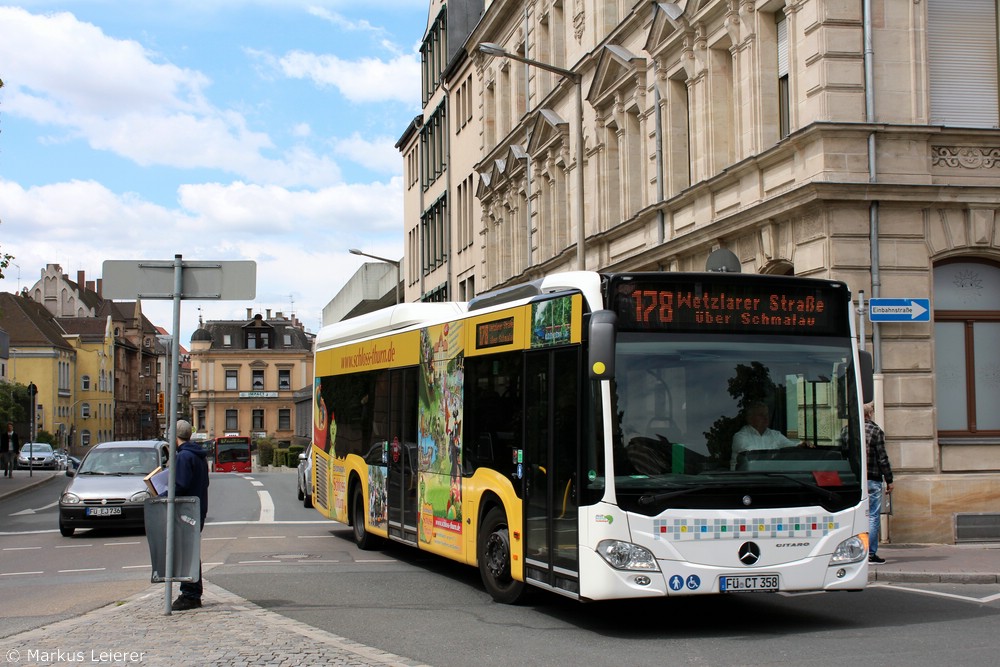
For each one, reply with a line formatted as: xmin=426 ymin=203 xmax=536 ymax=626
xmin=287 ymin=445 xmax=304 ymax=466
xmin=257 ymin=439 xmax=275 ymax=467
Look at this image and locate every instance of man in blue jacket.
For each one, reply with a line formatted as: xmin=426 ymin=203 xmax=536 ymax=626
xmin=167 ymin=419 xmax=209 ymax=610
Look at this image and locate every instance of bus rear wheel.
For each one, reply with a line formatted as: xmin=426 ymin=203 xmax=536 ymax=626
xmin=478 ymin=507 xmax=527 ymax=604
xmin=351 ymin=483 xmax=381 ymax=550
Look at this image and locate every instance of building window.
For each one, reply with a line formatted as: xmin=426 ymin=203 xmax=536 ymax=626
xmin=247 ymin=330 xmax=271 ymax=349
xmin=934 ymin=260 xmax=1000 ymax=436
xmin=81 ymin=375 xmax=91 ymax=391
xmin=927 ymin=0 xmax=999 ymax=127
xmin=777 ymin=10 xmax=790 ymax=139
xmin=226 ymin=369 xmax=238 ymax=390
xmin=283 ymin=333 xmax=292 ymax=346
xmin=278 ymin=369 xmax=291 ymax=391
xmin=197 ymin=409 xmax=206 ymax=432
xmin=81 ymin=403 xmax=90 ymax=419
xmin=278 ymin=408 xmax=291 ymax=431
xmin=223 ymin=334 xmax=232 ymax=347
xmin=192 ymin=370 xmax=199 ymax=391
xmin=226 ymin=409 xmax=239 ymax=432
xmin=252 ymin=409 xmax=264 ymax=430
xmin=252 ymin=370 xmax=265 ymax=390
xmin=81 ymin=431 xmax=91 ymax=447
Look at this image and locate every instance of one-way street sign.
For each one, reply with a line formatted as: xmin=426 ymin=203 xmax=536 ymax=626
xmin=869 ymin=297 xmax=931 ymax=322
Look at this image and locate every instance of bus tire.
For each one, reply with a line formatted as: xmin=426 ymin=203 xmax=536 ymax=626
xmin=478 ymin=507 xmax=527 ymax=604
xmin=351 ymin=483 xmax=381 ymax=550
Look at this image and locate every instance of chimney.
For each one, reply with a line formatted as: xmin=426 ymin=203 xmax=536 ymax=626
xmin=86 ymin=280 xmax=95 ymax=293
xmin=246 ymin=307 xmax=253 ymax=318
xmin=77 ymin=270 xmax=86 ymax=287
xmin=96 ymin=278 xmax=103 ymax=298
xmin=266 ymin=308 xmax=271 ymax=319
xmin=276 ymin=311 xmax=284 ymax=319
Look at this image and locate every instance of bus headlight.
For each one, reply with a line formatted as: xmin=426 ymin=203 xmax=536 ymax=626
xmin=597 ymin=540 xmax=659 ymax=571
xmin=830 ymin=535 xmax=866 ymax=564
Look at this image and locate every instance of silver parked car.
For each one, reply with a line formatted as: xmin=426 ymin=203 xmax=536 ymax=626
xmin=17 ymin=442 xmax=58 ymax=469
xmin=58 ymin=440 xmax=168 ymax=537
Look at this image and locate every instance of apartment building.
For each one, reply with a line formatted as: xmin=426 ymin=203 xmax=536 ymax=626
xmin=188 ymin=310 xmax=314 ymax=446
xmin=399 ymin=0 xmax=1000 ymax=543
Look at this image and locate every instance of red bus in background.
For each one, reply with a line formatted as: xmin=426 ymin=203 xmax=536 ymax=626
xmin=214 ymin=436 xmax=252 ymax=473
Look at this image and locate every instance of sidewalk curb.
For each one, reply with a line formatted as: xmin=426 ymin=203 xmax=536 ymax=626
xmin=0 ymin=472 xmax=60 ymax=502
xmin=870 ymin=571 xmax=1000 ymax=584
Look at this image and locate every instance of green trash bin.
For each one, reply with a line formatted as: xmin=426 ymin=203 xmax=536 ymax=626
xmin=144 ymin=496 xmax=201 ymax=583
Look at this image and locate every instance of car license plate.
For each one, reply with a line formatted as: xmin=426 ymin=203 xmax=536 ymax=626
xmin=86 ymin=507 xmax=122 ymax=517
xmin=719 ymin=574 xmax=778 ymax=592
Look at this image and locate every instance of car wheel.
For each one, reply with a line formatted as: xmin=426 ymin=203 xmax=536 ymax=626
xmin=303 ymin=490 xmax=312 ymax=508
xmin=297 ymin=477 xmax=304 ymax=501
xmin=59 ymin=520 xmax=74 ymax=537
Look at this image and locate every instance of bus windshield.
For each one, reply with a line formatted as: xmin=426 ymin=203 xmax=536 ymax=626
xmin=608 ymin=334 xmax=863 ymax=514
xmin=214 ymin=436 xmax=252 ymax=473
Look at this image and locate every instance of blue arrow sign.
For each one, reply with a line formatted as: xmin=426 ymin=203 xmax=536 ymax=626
xmin=869 ymin=298 xmax=930 ymax=322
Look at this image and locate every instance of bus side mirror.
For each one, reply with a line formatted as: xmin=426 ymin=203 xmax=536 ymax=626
xmin=858 ymin=351 xmax=874 ymax=404
xmin=588 ymin=310 xmax=617 ymax=380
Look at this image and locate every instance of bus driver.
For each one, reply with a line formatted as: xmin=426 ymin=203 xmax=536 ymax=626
xmin=730 ymin=402 xmax=803 ymax=469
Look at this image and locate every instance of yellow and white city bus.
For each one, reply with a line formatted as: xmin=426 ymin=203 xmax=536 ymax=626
xmin=308 ymin=269 xmax=873 ymax=603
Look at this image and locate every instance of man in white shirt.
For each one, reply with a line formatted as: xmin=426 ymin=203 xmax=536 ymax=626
xmin=731 ymin=402 xmax=801 ymax=469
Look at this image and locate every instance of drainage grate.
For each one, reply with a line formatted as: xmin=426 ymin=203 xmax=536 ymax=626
xmin=955 ymin=513 xmax=1000 ymax=543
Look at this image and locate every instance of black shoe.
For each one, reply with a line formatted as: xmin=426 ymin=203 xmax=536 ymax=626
xmin=868 ymin=553 xmax=886 ymax=564
xmin=172 ymin=596 xmax=202 ymax=611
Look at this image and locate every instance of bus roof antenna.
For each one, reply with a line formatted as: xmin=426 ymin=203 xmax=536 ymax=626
xmin=705 ymin=248 xmax=741 ymax=273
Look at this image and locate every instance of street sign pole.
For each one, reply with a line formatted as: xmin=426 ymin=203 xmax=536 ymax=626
xmin=103 ymin=256 xmax=255 ymax=615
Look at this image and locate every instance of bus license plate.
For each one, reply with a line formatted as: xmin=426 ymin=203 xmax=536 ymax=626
xmin=720 ymin=574 xmax=778 ymax=592
xmin=86 ymin=507 xmax=122 ymax=517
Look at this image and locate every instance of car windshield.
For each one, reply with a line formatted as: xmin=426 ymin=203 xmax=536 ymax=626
xmin=78 ymin=448 xmax=160 ymax=475
xmin=21 ymin=443 xmax=53 ymax=454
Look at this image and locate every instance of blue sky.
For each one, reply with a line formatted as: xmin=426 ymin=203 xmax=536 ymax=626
xmin=0 ymin=0 xmax=429 ymax=342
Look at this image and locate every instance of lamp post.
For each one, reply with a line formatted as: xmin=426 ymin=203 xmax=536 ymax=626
xmin=478 ymin=42 xmax=587 ymax=271
xmin=349 ymin=249 xmax=402 ymax=305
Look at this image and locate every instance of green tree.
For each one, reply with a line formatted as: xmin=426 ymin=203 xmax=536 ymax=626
xmin=0 ymin=382 xmax=32 ymax=430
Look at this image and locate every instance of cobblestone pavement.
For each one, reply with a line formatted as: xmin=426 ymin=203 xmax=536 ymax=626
xmin=0 ymin=581 xmax=430 ymax=667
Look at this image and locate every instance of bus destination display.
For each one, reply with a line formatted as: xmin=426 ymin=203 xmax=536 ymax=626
xmin=612 ymin=277 xmax=848 ymax=336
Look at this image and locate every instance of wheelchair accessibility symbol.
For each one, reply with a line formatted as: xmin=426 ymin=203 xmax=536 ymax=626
xmin=686 ymin=575 xmax=701 ymax=590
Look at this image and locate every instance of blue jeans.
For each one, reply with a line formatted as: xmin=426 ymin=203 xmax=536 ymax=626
xmin=868 ymin=480 xmax=883 ymax=555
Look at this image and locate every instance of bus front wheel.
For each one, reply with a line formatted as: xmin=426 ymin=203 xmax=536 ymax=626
xmin=351 ymin=484 xmax=380 ymax=550
xmin=478 ymin=507 xmax=527 ymax=604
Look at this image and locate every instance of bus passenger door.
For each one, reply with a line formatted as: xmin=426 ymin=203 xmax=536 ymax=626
xmin=523 ymin=348 xmax=580 ymax=597
xmin=387 ymin=368 xmax=419 ymax=544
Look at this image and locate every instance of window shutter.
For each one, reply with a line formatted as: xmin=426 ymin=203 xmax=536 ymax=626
xmin=776 ymin=12 xmax=788 ymax=78
xmin=928 ymin=0 xmax=999 ymax=127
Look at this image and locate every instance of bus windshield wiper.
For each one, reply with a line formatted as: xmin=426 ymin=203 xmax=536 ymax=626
xmin=755 ymin=473 xmax=842 ymax=510
xmin=638 ymin=484 xmax=718 ymax=506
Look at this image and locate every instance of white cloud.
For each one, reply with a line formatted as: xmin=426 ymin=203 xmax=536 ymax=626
xmin=0 ymin=7 xmax=343 ymax=188
xmin=277 ymin=51 xmax=420 ymax=104
xmin=333 ymin=133 xmax=404 ymax=174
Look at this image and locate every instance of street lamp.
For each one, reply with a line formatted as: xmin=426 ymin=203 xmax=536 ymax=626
xmin=349 ymin=249 xmax=402 ymax=305
xmin=478 ymin=42 xmax=587 ymax=270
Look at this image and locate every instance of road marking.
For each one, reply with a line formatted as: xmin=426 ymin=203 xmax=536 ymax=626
xmin=106 ymin=541 xmax=142 ymax=546
xmin=247 ymin=535 xmax=286 ymax=539
xmin=9 ymin=500 xmax=59 ymax=516
xmin=251 ymin=480 xmax=264 ymax=487
xmin=871 ymin=582 xmax=1000 ymax=603
xmin=258 ymin=490 xmax=274 ymax=522
xmin=203 ymin=536 xmax=238 ymax=541
xmin=1 ymin=571 xmax=44 ymax=576
xmin=58 ymin=568 xmax=106 ymax=573
xmin=122 ymin=565 xmax=152 ymax=569
xmin=2 ymin=546 xmax=42 ymax=551
xmin=55 ymin=543 xmax=93 ymax=548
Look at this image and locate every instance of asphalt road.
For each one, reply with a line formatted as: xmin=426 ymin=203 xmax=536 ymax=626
xmin=3 ymin=471 xmax=1000 ymax=666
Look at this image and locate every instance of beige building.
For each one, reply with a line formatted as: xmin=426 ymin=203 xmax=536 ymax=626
xmin=188 ymin=310 xmax=314 ymax=446
xmin=398 ymin=0 xmax=1000 ymax=543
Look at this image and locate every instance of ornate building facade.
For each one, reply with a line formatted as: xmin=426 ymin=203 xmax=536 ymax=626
xmin=400 ymin=0 xmax=1000 ymax=543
